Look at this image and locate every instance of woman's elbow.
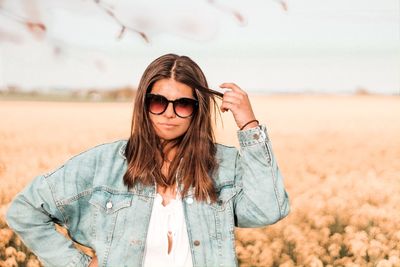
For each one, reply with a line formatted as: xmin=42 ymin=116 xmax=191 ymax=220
xmin=261 ymin=191 xmax=290 ymax=225
xmin=5 ymin=198 xmax=23 ymax=230
xmin=235 ymin=193 xmax=290 ymax=228
xmin=5 ymin=195 xmax=40 ymax=232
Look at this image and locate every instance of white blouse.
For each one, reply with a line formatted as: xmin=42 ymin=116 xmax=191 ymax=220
xmin=143 ymin=188 xmax=193 ymax=267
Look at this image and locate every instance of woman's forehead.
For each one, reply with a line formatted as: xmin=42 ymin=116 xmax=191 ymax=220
xmin=150 ymin=78 xmax=194 ymax=99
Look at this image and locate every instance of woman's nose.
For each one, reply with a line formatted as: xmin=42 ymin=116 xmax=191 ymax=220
xmin=163 ymin=102 xmax=176 ymax=118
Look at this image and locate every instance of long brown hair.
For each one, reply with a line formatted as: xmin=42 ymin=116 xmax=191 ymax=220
xmin=123 ymin=53 xmax=223 ymax=203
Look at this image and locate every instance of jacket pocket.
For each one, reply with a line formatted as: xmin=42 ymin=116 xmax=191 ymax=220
xmin=88 ymin=187 xmax=133 ymax=242
xmin=89 ymin=188 xmax=133 ymax=214
xmin=208 ymin=185 xmax=236 ymax=246
xmin=210 ymin=185 xmax=236 ymax=212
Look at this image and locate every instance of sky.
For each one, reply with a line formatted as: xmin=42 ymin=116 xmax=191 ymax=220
xmin=0 ymin=0 xmax=399 ymax=94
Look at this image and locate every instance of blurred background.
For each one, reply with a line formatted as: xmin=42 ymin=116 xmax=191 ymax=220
xmin=0 ymin=0 xmax=398 ymax=96
xmin=0 ymin=0 xmax=399 ymax=267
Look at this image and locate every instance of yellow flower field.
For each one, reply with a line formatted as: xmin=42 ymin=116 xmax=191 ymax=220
xmin=0 ymin=94 xmax=399 ymax=266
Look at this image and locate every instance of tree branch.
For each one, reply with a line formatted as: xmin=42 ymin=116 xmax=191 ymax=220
xmin=93 ymin=0 xmax=149 ymax=43
xmin=0 ymin=8 xmax=46 ymax=39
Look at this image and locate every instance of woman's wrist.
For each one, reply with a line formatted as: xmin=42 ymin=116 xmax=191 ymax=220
xmin=240 ymin=119 xmax=259 ymax=131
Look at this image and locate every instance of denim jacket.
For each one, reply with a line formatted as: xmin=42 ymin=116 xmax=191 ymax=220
xmin=6 ymin=125 xmax=290 ymax=267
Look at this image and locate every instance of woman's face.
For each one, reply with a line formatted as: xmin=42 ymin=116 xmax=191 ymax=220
xmin=148 ymin=78 xmax=195 ymax=141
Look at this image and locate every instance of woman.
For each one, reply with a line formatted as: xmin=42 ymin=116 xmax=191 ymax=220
xmin=6 ymin=53 xmax=290 ymax=267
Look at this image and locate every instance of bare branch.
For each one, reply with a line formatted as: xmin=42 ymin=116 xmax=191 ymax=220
xmin=0 ymin=8 xmax=46 ymax=40
xmin=207 ymin=0 xmax=288 ymax=25
xmin=0 ymin=0 xmax=288 ymax=45
xmin=0 ymin=8 xmax=37 ymax=25
xmin=93 ymin=0 xmax=149 ymax=43
xmin=274 ymin=0 xmax=288 ymax=12
xmin=206 ymin=0 xmax=246 ymax=26
xmin=117 ymin=26 xmax=126 ymax=40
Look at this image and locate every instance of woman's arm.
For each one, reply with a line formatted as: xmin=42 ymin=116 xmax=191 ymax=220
xmin=233 ymin=124 xmax=290 ymax=227
xmin=218 ymin=82 xmax=290 ymax=227
xmin=5 ymin=167 xmax=92 ymax=267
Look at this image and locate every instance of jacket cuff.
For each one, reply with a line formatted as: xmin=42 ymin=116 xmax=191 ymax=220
xmin=237 ymin=124 xmax=269 ymax=147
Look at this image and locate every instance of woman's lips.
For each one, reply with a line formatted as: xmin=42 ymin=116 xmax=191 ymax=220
xmin=159 ymin=123 xmax=178 ymax=128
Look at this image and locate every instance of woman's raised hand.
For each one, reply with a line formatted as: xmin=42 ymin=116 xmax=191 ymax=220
xmin=219 ymin=83 xmax=258 ymax=130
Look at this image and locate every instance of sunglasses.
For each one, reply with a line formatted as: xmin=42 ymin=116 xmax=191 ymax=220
xmin=145 ymin=93 xmax=198 ymax=118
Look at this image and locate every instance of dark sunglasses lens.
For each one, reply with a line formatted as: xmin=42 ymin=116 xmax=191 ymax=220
xmin=148 ymin=95 xmax=167 ymax=114
xmin=175 ymin=98 xmax=196 ymax=117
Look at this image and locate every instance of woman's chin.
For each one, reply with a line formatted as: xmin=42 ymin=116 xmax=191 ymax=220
xmin=157 ymin=132 xmax=186 ymax=142
xmin=156 ymin=133 xmax=174 ymax=141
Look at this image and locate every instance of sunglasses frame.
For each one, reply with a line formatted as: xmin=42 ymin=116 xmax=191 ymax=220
xmin=145 ymin=93 xmax=199 ymax=118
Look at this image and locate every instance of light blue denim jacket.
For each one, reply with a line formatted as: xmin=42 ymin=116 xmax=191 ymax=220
xmin=6 ymin=125 xmax=290 ymax=267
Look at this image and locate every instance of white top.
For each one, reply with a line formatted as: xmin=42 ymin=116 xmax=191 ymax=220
xmin=143 ymin=188 xmax=193 ymax=267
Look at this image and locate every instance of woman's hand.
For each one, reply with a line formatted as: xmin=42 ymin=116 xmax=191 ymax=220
xmin=88 ymin=256 xmax=98 ymax=267
xmin=219 ymin=83 xmax=258 ymax=130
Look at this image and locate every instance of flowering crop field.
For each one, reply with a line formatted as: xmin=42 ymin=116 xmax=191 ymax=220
xmin=0 ymin=95 xmax=399 ymax=267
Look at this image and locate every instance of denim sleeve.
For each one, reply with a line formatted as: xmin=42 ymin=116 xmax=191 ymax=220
xmin=5 ymin=168 xmax=92 ymax=267
xmin=233 ymin=124 xmax=290 ymax=228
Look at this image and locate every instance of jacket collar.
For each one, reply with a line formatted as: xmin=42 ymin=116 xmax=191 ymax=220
xmin=118 ymin=141 xmax=127 ymax=160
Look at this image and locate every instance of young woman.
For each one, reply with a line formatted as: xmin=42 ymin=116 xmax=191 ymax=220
xmin=6 ymin=53 xmax=290 ymax=267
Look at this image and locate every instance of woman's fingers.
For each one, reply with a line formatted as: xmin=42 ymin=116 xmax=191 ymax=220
xmin=219 ymin=82 xmax=245 ymax=94
xmin=219 ymin=82 xmax=258 ymax=129
xmin=222 ymin=94 xmax=241 ymax=105
xmin=220 ymin=87 xmax=247 ymax=112
xmin=223 ymin=90 xmax=244 ymax=99
xmin=220 ymin=92 xmax=242 ymax=112
xmin=220 ymin=101 xmax=236 ymax=112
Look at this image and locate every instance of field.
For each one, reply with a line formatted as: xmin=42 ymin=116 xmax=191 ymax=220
xmin=0 ymin=94 xmax=399 ymax=266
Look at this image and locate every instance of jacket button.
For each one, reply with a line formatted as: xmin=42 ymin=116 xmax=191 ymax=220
xmin=253 ymin=133 xmax=259 ymax=140
xmin=193 ymin=240 xmax=200 ymax=246
xmin=217 ymin=200 xmax=223 ymax=206
xmin=106 ymin=201 xmax=113 ymax=209
xmin=185 ymin=197 xmax=193 ymax=204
